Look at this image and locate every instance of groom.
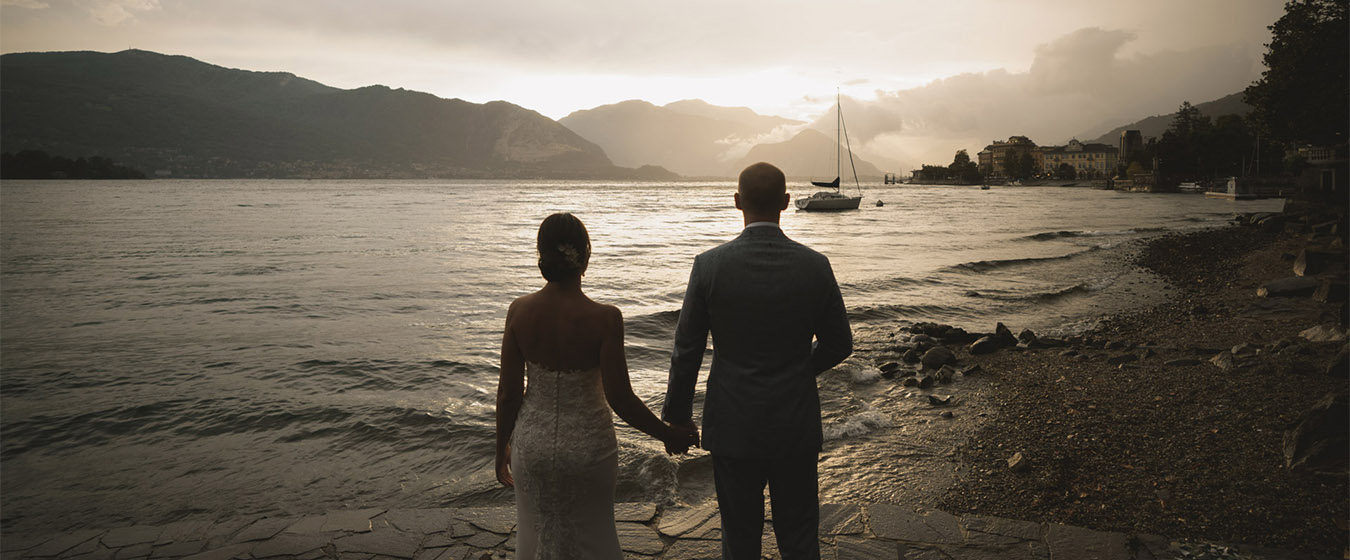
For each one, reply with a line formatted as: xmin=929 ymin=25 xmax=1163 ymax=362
xmin=662 ymin=162 xmax=853 ymax=559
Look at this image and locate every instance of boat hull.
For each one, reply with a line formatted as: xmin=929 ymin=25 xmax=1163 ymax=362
xmin=795 ymin=195 xmax=862 ymax=211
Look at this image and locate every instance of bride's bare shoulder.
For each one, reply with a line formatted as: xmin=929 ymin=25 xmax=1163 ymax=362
xmin=585 ymin=301 xmax=623 ymax=332
xmin=505 ymin=290 xmax=544 ymax=319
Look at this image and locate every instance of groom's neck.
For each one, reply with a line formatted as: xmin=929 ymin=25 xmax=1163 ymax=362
xmin=742 ymin=212 xmax=781 ymax=227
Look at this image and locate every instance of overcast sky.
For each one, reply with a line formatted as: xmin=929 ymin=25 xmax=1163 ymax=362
xmin=1 ymin=0 xmax=1286 ymax=168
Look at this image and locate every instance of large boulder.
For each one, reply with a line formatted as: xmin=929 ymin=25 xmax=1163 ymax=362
xmin=1033 ymin=337 xmax=1066 ymax=348
xmin=1244 ymin=212 xmax=1280 ymax=226
xmin=1300 ymin=324 xmax=1348 ymax=343
xmin=920 ymin=346 xmax=956 ymax=370
xmin=941 ymin=326 xmax=976 ymax=344
xmin=1258 ymin=277 xmax=1321 ymax=298
xmin=908 ymin=322 xmax=951 ymax=338
xmin=969 ymin=336 xmax=999 ymax=355
xmin=878 ymin=362 xmax=901 ymax=379
xmin=1209 ymin=351 xmax=1239 ymax=371
xmin=1283 ymin=391 xmax=1349 ymax=471
xmin=994 ymin=322 xmax=1018 ymax=347
xmin=1294 ymin=248 xmax=1348 ymax=277
xmin=901 ymin=348 xmax=922 ymax=364
xmin=1314 ymin=277 xmax=1348 ymax=303
xmin=934 ymin=365 xmax=960 ymax=384
xmin=910 ymin=334 xmax=937 ymax=352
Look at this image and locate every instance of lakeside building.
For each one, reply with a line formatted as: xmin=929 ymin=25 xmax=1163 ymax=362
xmin=1039 ymin=139 xmax=1119 ymax=179
xmin=1119 ymin=130 xmax=1143 ymax=162
xmin=978 ymin=136 xmax=1038 ymax=178
xmin=1296 ymin=143 xmax=1349 ymax=205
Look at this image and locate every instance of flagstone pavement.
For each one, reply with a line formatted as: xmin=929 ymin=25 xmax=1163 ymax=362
xmin=0 ymin=502 xmax=1330 ymax=560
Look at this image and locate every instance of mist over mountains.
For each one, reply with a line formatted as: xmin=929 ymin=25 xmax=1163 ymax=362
xmin=560 ymin=98 xmax=904 ymax=179
xmin=0 ymin=49 xmax=674 ymax=179
xmin=560 ymin=99 xmax=858 ymax=178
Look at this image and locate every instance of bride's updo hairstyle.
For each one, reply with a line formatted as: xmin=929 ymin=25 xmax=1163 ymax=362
xmin=537 ymin=212 xmax=591 ymax=282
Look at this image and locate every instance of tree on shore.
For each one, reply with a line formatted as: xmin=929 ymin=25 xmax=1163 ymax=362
xmin=1244 ymin=0 xmax=1348 ymax=147
xmin=1001 ymin=152 xmax=1036 ymax=181
xmin=0 ymin=150 xmax=147 ymax=179
xmin=1054 ymin=163 xmax=1077 ymax=180
xmin=1018 ymin=153 xmax=1036 ymax=179
xmin=914 ymin=164 xmax=951 ymax=182
xmin=948 ymin=149 xmax=982 ymax=183
xmin=1157 ymin=102 xmax=1278 ymax=179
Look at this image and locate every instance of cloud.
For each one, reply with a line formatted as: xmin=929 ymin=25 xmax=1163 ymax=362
xmin=89 ymin=0 xmax=159 ymax=26
xmin=1 ymin=0 xmax=50 ymax=8
xmin=714 ymin=123 xmax=808 ymax=162
xmin=813 ymin=27 xmax=1259 ymax=172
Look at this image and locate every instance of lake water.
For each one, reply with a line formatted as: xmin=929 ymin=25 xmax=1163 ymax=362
xmin=0 ymin=180 xmax=1282 ymax=534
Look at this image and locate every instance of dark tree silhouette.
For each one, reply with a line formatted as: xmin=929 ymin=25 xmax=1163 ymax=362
xmin=1244 ymin=0 xmax=1348 ymax=146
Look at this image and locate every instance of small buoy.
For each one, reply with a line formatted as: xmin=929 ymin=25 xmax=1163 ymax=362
xmin=875 ymin=199 xmax=884 ymax=207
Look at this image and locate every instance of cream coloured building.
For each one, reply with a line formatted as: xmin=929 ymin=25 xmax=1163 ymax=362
xmin=1039 ymin=139 xmax=1118 ymax=178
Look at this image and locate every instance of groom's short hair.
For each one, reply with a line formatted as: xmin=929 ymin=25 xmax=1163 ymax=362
xmin=738 ymin=162 xmax=786 ymax=214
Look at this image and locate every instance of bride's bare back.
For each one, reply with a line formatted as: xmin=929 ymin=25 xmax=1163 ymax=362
xmin=503 ymin=285 xmax=616 ymax=373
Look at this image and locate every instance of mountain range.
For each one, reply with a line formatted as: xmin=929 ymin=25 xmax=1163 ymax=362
xmin=0 ymin=49 xmax=1251 ymax=180
xmin=1087 ymin=92 xmax=1250 ymax=145
xmin=0 ymin=50 xmax=675 ymax=179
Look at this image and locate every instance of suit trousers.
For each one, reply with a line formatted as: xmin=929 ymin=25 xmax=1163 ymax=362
xmin=712 ymin=451 xmax=820 ymax=560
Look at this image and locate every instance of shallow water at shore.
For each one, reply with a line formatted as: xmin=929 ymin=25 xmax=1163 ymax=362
xmin=0 ymin=179 xmax=1282 ymax=534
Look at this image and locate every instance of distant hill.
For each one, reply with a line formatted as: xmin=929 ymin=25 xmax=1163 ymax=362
xmin=0 ymin=50 xmax=675 ymax=179
xmin=1087 ymin=92 xmax=1251 ymax=145
xmin=662 ymin=99 xmax=801 ymax=132
xmin=559 ymin=99 xmax=802 ymax=177
xmin=732 ymin=129 xmax=884 ymax=180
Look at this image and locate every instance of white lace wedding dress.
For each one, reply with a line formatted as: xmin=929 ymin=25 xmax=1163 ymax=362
xmin=511 ymin=362 xmax=622 ymax=559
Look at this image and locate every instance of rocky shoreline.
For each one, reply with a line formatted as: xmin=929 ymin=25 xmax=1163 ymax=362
xmin=863 ymin=209 xmax=1347 ymax=555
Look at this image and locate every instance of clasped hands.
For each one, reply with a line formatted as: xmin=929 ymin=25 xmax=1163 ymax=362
xmin=664 ymin=420 xmax=699 ymax=455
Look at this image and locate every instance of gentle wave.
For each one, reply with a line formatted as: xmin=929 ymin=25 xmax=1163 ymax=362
xmin=847 ymin=303 xmax=966 ymax=323
xmin=1019 ymin=226 xmax=1171 ymax=241
xmin=1021 ymin=230 xmax=1084 ymax=241
xmin=943 ymin=246 xmax=1101 ymax=273
xmin=823 ymin=409 xmax=893 ymax=441
xmin=625 ymin=310 xmax=681 ymax=340
xmin=840 ymin=275 xmax=941 ymax=292
xmin=965 ymin=277 xmax=1116 ymax=303
xmin=2 ymin=399 xmax=196 ymax=457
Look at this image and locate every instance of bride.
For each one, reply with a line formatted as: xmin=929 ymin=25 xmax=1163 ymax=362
xmin=496 ymin=213 xmax=698 ymax=559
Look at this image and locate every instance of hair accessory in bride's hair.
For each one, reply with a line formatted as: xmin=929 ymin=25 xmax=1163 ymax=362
xmin=557 ymin=244 xmax=583 ymax=270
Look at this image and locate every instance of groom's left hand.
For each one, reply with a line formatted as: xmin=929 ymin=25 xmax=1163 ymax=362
xmin=665 ymin=421 xmax=699 ymax=455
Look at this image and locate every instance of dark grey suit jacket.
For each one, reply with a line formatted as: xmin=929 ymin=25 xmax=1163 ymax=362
xmin=662 ymin=225 xmax=852 ymax=457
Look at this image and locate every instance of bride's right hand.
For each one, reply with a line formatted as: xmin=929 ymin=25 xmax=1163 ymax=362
xmin=496 ymin=445 xmax=514 ymax=487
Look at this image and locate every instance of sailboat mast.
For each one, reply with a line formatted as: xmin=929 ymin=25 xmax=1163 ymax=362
xmin=835 ymin=90 xmax=841 ymax=191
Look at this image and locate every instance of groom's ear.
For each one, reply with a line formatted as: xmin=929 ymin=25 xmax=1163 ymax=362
xmin=734 ymin=192 xmax=743 ymax=211
xmin=779 ymin=192 xmax=790 ymax=211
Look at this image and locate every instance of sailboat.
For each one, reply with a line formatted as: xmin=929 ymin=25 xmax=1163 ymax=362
xmin=795 ymin=91 xmax=863 ymax=211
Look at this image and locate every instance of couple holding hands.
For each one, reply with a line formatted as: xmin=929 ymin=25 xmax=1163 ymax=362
xmin=496 ymin=162 xmax=853 ymax=559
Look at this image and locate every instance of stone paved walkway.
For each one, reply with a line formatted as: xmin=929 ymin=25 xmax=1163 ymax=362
xmin=0 ymin=502 xmax=1327 ymax=560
